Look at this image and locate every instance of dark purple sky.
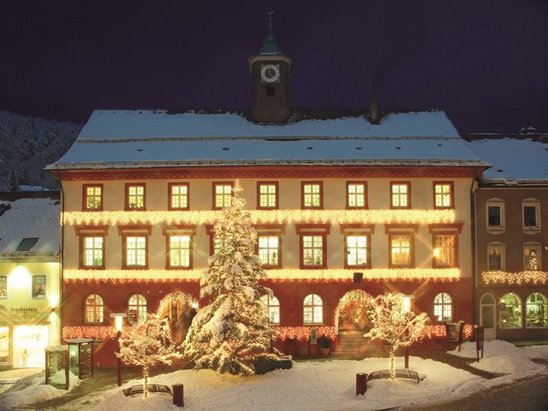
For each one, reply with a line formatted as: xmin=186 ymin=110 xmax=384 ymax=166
xmin=1 ymin=0 xmax=547 ymax=133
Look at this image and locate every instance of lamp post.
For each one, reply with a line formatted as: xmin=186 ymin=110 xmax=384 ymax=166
xmin=110 ymin=313 xmax=126 ymax=386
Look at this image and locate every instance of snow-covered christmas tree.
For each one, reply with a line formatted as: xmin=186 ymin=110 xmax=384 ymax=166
xmin=183 ymin=180 xmax=278 ymax=375
xmin=364 ymin=292 xmax=428 ymax=381
xmin=117 ymin=313 xmax=181 ymax=398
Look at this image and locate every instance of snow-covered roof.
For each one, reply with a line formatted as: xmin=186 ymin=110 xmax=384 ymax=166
xmin=48 ymin=110 xmax=487 ymax=170
xmin=0 ymin=197 xmax=60 ymax=256
xmin=466 ymin=137 xmax=548 ymax=183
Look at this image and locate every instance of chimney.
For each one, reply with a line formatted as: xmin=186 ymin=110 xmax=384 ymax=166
xmin=369 ymin=96 xmax=379 ymax=125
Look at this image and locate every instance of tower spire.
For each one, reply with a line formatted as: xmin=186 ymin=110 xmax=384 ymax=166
xmin=259 ymin=11 xmax=282 ymax=56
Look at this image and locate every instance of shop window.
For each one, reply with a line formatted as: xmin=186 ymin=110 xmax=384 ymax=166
xmin=522 ymin=200 xmax=540 ymax=231
xmin=128 ymin=294 xmax=147 ymax=324
xmin=32 ymin=275 xmax=46 ymax=298
xmin=433 ymin=292 xmax=453 ymax=322
xmin=0 ymin=276 xmax=6 ymax=298
xmin=84 ymin=294 xmax=104 ymax=324
xmin=523 ymin=244 xmax=541 ymax=271
xmin=433 ymin=234 xmax=457 ymax=267
xmin=257 ymin=182 xmax=278 ymax=209
xmin=525 ymin=293 xmax=547 ymax=328
xmin=486 ymin=201 xmax=504 ymax=230
xmin=261 ymin=294 xmax=280 ymax=324
xmin=347 ymin=182 xmax=367 ymax=209
xmin=125 ymin=184 xmax=146 ymax=210
xmin=83 ymin=184 xmax=103 ymax=211
xmin=390 ymin=182 xmax=411 ymax=209
xmin=258 ymin=235 xmax=280 ymax=267
xmin=168 ymin=183 xmax=189 ymax=210
xmin=303 ymin=294 xmax=323 ymax=324
xmin=81 ymin=236 xmax=104 ymax=268
xmin=500 ymin=293 xmax=522 ymax=329
xmin=213 ymin=183 xmax=233 ymax=209
xmin=302 ymin=182 xmax=323 ymax=209
xmin=487 ymin=244 xmax=505 ymax=271
xmin=168 ymin=235 xmax=192 ymax=268
xmin=433 ymin=182 xmax=454 ymax=209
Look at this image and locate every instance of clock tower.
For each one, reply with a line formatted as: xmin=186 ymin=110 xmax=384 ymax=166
xmin=249 ymin=13 xmax=292 ymax=123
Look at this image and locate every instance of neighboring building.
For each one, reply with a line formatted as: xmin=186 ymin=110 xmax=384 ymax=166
xmin=467 ymin=134 xmax=548 ymax=341
xmin=48 ymin=26 xmax=488 ymax=365
xmin=0 ymin=192 xmax=61 ymax=368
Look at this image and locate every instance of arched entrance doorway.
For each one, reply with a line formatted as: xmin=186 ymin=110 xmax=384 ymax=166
xmin=157 ymin=291 xmax=198 ymax=346
xmin=335 ymin=290 xmax=373 ymax=334
xmin=480 ymin=293 xmax=496 ymax=340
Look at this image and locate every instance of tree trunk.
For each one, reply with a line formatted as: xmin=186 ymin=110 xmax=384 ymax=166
xmin=389 ymin=346 xmax=396 ymax=381
xmin=143 ymin=364 xmax=149 ymax=399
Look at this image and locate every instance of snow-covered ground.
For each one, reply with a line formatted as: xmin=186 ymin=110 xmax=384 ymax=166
xmin=1 ymin=341 xmax=547 ymax=411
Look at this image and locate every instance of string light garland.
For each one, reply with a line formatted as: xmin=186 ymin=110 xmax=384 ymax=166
xmin=482 ymin=271 xmax=548 ymax=285
xmin=276 ymin=326 xmax=338 ymax=340
xmin=64 ymin=267 xmax=462 ymax=282
xmin=63 ymin=208 xmax=455 ymax=226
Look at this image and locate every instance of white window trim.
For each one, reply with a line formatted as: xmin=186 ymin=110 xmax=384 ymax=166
xmin=486 ymin=200 xmax=505 ymax=231
xmin=522 ymin=200 xmax=541 ymax=232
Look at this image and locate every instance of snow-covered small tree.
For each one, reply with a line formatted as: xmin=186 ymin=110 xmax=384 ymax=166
xmin=183 ymin=180 xmax=278 ymax=375
xmin=364 ymin=292 xmax=428 ymax=381
xmin=117 ymin=313 xmax=182 ymax=398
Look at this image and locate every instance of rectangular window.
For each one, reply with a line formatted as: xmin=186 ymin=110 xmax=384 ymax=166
xmin=302 ymin=182 xmax=322 ymax=209
xmin=345 ymin=235 xmax=368 ymax=267
xmin=347 ymin=182 xmax=367 ymax=209
xmin=125 ymin=236 xmax=147 ymax=267
xmin=82 ymin=236 xmax=104 ymax=268
xmin=83 ymin=184 xmax=103 ymax=211
xmin=524 ymin=245 xmax=541 ymax=271
xmin=434 ymin=182 xmax=454 ymax=209
xmin=213 ymin=183 xmax=233 ymax=209
xmin=390 ymin=182 xmax=410 ymax=209
xmin=257 ymin=182 xmax=278 ymax=209
xmin=32 ymin=275 xmax=46 ymax=298
xmin=390 ymin=235 xmax=412 ymax=267
xmin=169 ymin=183 xmax=189 ymax=210
xmin=522 ymin=202 xmax=540 ymax=230
xmin=486 ymin=202 xmax=504 ymax=230
xmin=126 ymin=184 xmax=145 ymax=210
xmin=168 ymin=235 xmax=191 ymax=268
xmin=302 ymin=235 xmax=325 ymax=267
xmin=433 ymin=234 xmax=456 ymax=267
xmin=258 ymin=235 xmax=280 ymax=267
xmin=0 ymin=276 xmax=7 ymax=298
xmin=487 ymin=245 xmax=504 ymax=271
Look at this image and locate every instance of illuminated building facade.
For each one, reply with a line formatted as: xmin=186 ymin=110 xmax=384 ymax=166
xmin=0 ymin=192 xmax=61 ymax=368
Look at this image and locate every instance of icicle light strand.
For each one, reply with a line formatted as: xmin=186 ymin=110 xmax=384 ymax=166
xmin=482 ymin=271 xmax=548 ymax=285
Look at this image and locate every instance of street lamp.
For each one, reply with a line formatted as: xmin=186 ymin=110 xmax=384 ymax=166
xmin=110 ymin=313 xmax=126 ymax=386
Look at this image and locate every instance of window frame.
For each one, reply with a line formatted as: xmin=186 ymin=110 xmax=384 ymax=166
xmin=0 ymin=276 xmax=6 ymax=299
xmin=487 ymin=243 xmax=505 ymax=271
xmin=389 ymin=234 xmax=414 ymax=268
xmin=346 ymin=181 xmax=368 ymax=209
xmin=299 ymin=232 xmax=327 ymax=269
xmin=433 ymin=292 xmax=453 ymax=322
xmin=523 ymin=243 xmax=542 ymax=271
xmin=128 ymin=294 xmax=147 ymax=325
xmin=301 ymin=181 xmax=323 ymax=210
xmin=168 ymin=183 xmax=190 ymax=211
xmin=82 ymin=184 xmax=103 ymax=211
xmin=257 ymin=181 xmax=279 ymax=210
xmin=486 ymin=200 xmax=505 ymax=231
xmin=432 ymin=233 xmax=458 ymax=268
xmin=433 ymin=181 xmax=454 ymax=209
xmin=125 ymin=183 xmax=146 ymax=211
xmin=84 ymin=293 xmax=104 ymax=324
xmin=303 ymin=293 xmax=323 ymax=325
xmin=390 ymin=181 xmax=411 ymax=209
xmin=212 ymin=182 xmax=234 ymax=210
xmin=167 ymin=234 xmax=193 ymax=269
xmin=261 ymin=294 xmax=280 ymax=324
xmin=344 ymin=233 xmax=371 ymax=269
xmin=80 ymin=235 xmax=105 ymax=269
xmin=522 ymin=200 xmax=541 ymax=231
xmin=257 ymin=233 xmax=282 ymax=269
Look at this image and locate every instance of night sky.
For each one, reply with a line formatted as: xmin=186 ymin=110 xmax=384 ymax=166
xmin=1 ymin=0 xmax=547 ymax=133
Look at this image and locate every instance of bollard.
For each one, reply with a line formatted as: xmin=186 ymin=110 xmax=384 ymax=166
xmin=172 ymin=383 xmax=184 ymax=407
xmin=356 ymin=373 xmax=367 ymax=395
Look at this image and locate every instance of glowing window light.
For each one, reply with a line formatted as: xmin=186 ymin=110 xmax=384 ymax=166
xmin=48 ymin=294 xmax=60 ymax=309
xmin=401 ymin=295 xmax=412 ymax=313
xmin=9 ymin=265 xmax=31 ymax=288
xmin=63 ymin=208 xmax=456 ymax=226
xmin=64 ymin=267 xmax=462 ymax=282
xmin=482 ymin=271 xmax=548 ymax=285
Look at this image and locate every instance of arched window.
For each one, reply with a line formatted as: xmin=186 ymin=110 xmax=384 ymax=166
xmin=303 ymin=294 xmax=323 ymax=324
xmin=128 ymin=294 xmax=147 ymax=324
xmin=84 ymin=294 xmax=104 ymax=324
xmin=433 ymin=292 xmax=453 ymax=322
xmin=525 ymin=293 xmax=547 ymax=328
xmin=261 ymin=294 xmax=280 ymax=324
xmin=500 ymin=293 xmax=522 ymax=329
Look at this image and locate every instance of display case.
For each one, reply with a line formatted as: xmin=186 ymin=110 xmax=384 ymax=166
xmin=66 ymin=338 xmax=95 ymax=379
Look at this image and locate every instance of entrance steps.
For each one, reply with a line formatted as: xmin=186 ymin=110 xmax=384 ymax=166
xmin=332 ymin=332 xmax=387 ymax=359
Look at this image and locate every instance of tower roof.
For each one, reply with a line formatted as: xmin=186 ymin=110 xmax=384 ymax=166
xmin=259 ymin=11 xmax=282 ymax=56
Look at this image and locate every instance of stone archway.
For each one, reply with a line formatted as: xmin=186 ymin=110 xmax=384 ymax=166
xmin=335 ymin=290 xmax=373 ymax=334
xmin=157 ymin=291 xmax=197 ymax=346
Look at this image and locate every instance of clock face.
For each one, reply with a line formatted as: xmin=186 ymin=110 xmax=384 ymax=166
xmin=260 ymin=64 xmax=280 ymax=83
